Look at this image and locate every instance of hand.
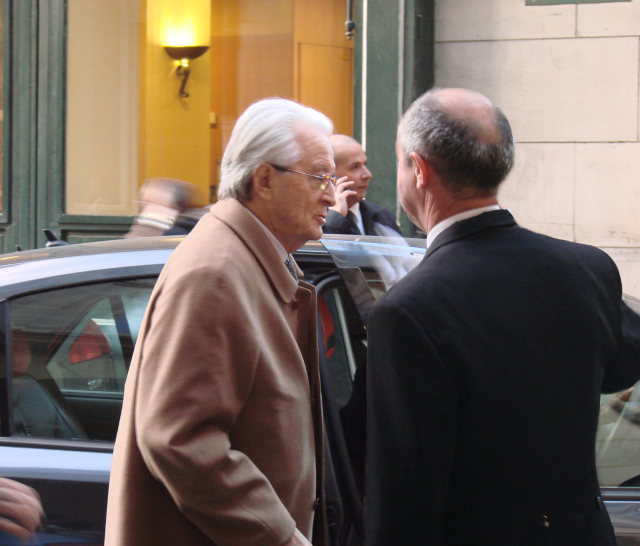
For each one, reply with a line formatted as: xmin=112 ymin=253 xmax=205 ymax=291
xmin=617 ymin=388 xmax=634 ymax=403
xmin=0 ymin=478 xmax=44 ymax=540
xmin=328 ymin=177 xmax=357 ymax=217
xmin=288 ymin=528 xmax=313 ymax=546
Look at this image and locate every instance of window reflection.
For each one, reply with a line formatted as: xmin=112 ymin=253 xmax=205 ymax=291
xmin=64 ymin=0 xmax=353 ymax=219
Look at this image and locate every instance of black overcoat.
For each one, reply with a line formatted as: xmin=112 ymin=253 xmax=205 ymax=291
xmin=364 ymin=209 xmax=640 ymax=546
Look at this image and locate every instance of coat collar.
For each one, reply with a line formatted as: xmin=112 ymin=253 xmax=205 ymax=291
xmin=210 ymin=198 xmax=301 ymax=303
xmin=424 ymin=209 xmax=517 ymax=260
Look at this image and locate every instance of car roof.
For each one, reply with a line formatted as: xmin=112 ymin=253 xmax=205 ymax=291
xmin=0 ymin=234 xmax=428 ymax=301
xmin=0 ymin=236 xmax=332 ymax=300
xmin=0 ymin=236 xmax=334 ymax=267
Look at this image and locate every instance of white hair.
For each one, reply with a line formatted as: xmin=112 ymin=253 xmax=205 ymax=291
xmin=218 ymin=98 xmax=333 ymax=201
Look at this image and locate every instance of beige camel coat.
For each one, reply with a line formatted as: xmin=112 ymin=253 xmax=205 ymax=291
xmin=105 ymin=198 xmax=325 ymax=546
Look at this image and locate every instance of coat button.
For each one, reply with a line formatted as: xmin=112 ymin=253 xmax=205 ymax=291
xmin=313 ymin=498 xmax=320 ymax=510
xmin=537 ymin=515 xmax=550 ymax=529
xmin=596 ymin=496 xmax=604 ymax=510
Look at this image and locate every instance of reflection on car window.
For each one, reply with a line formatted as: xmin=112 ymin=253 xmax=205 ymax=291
xmin=319 ymin=288 xmax=356 ymax=406
xmin=321 ymin=236 xmax=425 ymax=295
xmin=9 ymin=278 xmax=155 ymax=440
xmin=597 ymin=385 xmax=640 ymax=486
xmin=597 ymin=295 xmax=640 ymax=487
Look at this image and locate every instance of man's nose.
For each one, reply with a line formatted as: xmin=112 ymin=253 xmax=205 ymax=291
xmin=363 ymin=167 xmax=372 ymax=180
xmin=322 ymin=183 xmax=337 ymax=207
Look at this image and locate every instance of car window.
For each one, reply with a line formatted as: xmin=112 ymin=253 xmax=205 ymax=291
xmin=320 ymin=237 xmax=425 ymax=322
xmin=319 ymin=287 xmax=358 ymax=406
xmin=597 ymin=295 xmax=640 ymax=487
xmin=8 ymin=278 xmax=156 ymax=440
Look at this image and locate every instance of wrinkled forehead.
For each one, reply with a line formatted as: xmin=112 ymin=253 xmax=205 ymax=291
xmin=294 ymin=124 xmax=335 ymax=171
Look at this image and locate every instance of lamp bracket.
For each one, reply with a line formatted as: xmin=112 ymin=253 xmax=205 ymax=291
xmin=164 ymin=46 xmax=210 ymax=98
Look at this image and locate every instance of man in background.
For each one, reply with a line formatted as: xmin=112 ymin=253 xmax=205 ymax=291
xmin=323 ymin=135 xmax=401 ymax=236
xmin=106 ymin=98 xmax=336 ymax=546
xmin=364 ymin=87 xmax=640 ymax=545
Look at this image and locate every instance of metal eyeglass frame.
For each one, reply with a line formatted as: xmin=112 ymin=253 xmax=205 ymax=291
xmin=269 ymin=164 xmax=338 ymax=191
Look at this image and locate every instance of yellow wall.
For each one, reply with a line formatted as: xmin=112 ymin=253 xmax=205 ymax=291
xmin=208 ymin=0 xmax=353 ymax=196
xmin=141 ymin=0 xmax=211 ymax=205
xmin=209 ymin=0 xmax=294 ymax=197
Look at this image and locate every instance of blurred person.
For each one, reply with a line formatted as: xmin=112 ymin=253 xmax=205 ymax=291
xmin=0 ymin=478 xmax=43 ymax=540
xmin=106 ymin=98 xmax=336 ymax=546
xmin=323 ymin=135 xmax=401 ymax=236
xmin=164 ymin=206 xmax=213 ymax=236
xmin=125 ymin=177 xmax=199 ymax=238
xmin=364 ymin=88 xmax=640 ymax=546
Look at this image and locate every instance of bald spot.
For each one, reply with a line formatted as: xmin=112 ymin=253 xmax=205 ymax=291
xmin=437 ymin=88 xmax=502 ymax=144
xmin=328 ymin=134 xmax=361 ymax=166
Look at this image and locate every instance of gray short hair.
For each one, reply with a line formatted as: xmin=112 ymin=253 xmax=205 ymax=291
xmin=218 ymin=98 xmax=333 ymax=201
xmin=399 ymin=88 xmax=514 ymax=196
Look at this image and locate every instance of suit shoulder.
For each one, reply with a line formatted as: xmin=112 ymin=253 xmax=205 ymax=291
xmin=519 ymin=228 xmax=618 ymax=272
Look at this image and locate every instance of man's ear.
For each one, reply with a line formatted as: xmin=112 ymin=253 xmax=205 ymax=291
xmin=410 ymin=152 xmax=431 ymax=191
xmin=251 ymin=164 xmax=275 ymax=201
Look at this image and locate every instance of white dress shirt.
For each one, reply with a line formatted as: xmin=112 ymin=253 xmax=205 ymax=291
xmin=426 ymin=205 xmax=501 ymax=249
xmin=349 ymin=202 xmax=366 ymax=236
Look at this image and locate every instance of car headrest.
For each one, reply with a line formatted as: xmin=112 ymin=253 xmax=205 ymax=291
xmin=12 ymin=329 xmax=31 ymax=376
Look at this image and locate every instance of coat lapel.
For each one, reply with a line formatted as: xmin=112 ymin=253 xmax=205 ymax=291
xmin=425 ymin=209 xmax=517 ymax=260
xmin=210 ymin=198 xmax=299 ymax=303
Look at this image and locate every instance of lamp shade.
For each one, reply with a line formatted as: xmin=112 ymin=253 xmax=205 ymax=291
xmin=164 ymin=45 xmax=209 ymax=61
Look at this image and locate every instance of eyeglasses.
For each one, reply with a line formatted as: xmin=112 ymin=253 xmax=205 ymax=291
xmin=270 ymin=164 xmax=337 ymax=191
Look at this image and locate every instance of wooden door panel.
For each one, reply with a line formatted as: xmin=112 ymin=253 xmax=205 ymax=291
xmin=298 ymin=43 xmax=353 ymax=136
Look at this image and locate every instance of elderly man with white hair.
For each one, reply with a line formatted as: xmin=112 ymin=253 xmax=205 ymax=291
xmin=106 ymin=99 xmax=337 ymax=546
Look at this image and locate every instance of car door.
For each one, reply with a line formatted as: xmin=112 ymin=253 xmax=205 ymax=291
xmin=312 ymin=236 xmax=427 ymax=546
xmin=0 ymin=275 xmax=158 ymax=545
xmin=597 ymin=294 xmax=640 ymax=545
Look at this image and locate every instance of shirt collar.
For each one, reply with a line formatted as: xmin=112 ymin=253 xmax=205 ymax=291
xmin=426 ymin=205 xmax=501 ymax=248
xmin=244 ymin=207 xmax=289 ymax=262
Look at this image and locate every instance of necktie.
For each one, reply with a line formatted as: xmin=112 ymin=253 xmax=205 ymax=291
xmin=285 ymin=256 xmax=298 ymax=282
xmin=347 ymin=210 xmax=362 ymax=235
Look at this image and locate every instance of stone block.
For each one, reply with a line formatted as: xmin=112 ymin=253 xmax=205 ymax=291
xmin=499 ymin=143 xmax=575 ymax=241
xmin=435 ymin=37 xmax=638 ymax=143
xmin=575 ymin=143 xmax=640 ymax=248
xmin=436 ymin=0 xmax=575 ymax=42
xmin=577 ymin=0 xmax=640 ymax=37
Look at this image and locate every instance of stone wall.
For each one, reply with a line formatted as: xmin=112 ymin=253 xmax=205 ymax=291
xmin=434 ymin=0 xmax=640 ymax=297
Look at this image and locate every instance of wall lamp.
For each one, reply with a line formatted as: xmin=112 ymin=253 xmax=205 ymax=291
xmin=164 ymin=45 xmax=210 ymax=98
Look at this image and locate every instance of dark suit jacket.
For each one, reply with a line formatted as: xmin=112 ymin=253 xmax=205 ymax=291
xmin=323 ymin=200 xmax=402 ymax=236
xmin=364 ymin=209 xmax=640 ymax=546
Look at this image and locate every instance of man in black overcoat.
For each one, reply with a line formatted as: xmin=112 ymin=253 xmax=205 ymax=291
xmin=364 ymin=87 xmax=640 ymax=546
